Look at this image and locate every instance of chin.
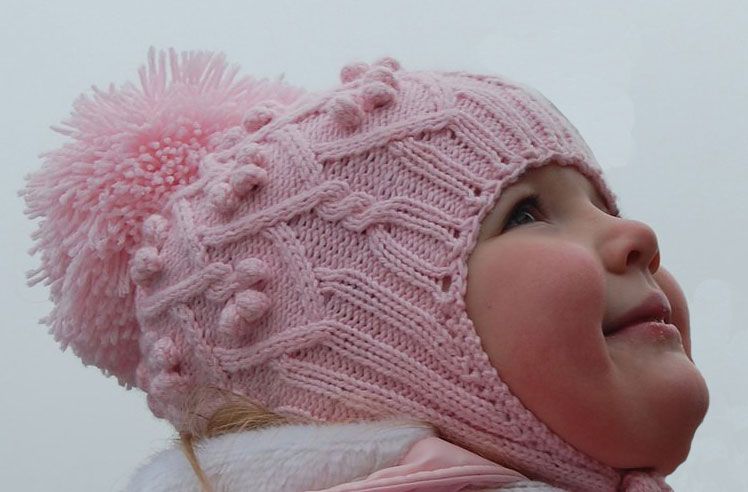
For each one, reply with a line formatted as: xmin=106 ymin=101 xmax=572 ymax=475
xmin=605 ymin=429 xmax=695 ymax=476
xmin=628 ymin=385 xmax=708 ymax=475
xmin=643 ymin=353 xmax=710 ymax=469
xmin=600 ymin=371 xmax=710 ymax=475
xmin=651 ymin=433 xmax=697 ymax=475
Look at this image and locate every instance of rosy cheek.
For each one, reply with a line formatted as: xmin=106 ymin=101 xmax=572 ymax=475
xmin=467 ymin=239 xmax=608 ymax=374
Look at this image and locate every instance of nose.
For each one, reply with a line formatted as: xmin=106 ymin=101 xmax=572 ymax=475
xmin=598 ymin=215 xmax=661 ymax=276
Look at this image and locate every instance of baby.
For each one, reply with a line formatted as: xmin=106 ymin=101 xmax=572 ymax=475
xmin=467 ymin=164 xmax=708 ymax=475
xmin=21 ymin=47 xmax=708 ymax=491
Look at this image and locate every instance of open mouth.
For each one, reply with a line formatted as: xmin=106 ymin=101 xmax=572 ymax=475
xmin=603 ymin=291 xmax=672 ymax=337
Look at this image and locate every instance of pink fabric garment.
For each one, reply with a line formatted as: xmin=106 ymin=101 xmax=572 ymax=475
xmin=313 ymin=436 xmax=532 ymax=492
xmin=22 ymin=48 xmax=676 ymax=491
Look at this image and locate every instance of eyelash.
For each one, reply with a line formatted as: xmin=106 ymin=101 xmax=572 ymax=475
xmin=502 ymin=194 xmax=544 ymax=232
xmin=501 ymin=193 xmax=621 ymax=233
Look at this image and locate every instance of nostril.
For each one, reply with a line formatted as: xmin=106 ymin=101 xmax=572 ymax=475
xmin=619 ymin=219 xmax=660 ymax=274
xmin=649 ymin=250 xmax=661 ymax=274
xmin=626 ymin=250 xmax=640 ymax=267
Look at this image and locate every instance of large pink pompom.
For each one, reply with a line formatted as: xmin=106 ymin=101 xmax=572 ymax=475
xmin=19 ymin=46 xmax=307 ymax=388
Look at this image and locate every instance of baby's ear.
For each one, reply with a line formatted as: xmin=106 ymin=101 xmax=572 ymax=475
xmin=654 ymin=267 xmax=693 ymax=360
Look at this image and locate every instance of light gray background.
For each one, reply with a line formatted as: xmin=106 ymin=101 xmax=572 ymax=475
xmin=2 ymin=1 xmax=745 ymax=490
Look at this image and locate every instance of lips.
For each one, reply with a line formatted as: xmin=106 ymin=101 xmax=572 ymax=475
xmin=604 ymin=291 xmax=672 ymax=336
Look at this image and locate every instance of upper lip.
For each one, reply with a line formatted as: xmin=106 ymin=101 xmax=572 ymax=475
xmin=604 ymin=291 xmax=672 ymax=336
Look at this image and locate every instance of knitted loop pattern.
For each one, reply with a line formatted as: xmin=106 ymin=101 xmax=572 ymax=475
xmin=20 ymin=47 xmax=306 ymax=386
xmin=22 ymin=48 xmax=672 ymax=492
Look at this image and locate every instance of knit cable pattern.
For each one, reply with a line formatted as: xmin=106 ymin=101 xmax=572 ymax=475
xmin=22 ymin=48 xmax=671 ymax=491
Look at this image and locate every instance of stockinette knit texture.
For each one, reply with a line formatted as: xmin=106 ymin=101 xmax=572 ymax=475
xmin=21 ymin=47 xmax=671 ymax=492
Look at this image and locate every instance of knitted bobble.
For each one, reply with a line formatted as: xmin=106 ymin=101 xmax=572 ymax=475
xmin=208 ymin=181 xmax=240 ymax=213
xmin=210 ymin=126 xmax=246 ymax=152
xmin=235 ymin=142 xmax=268 ymax=166
xmin=142 ymin=214 xmax=168 ymax=248
xmin=242 ymin=101 xmax=282 ymax=133
xmin=362 ymin=66 xmax=400 ymax=91
xmin=19 ymin=47 xmax=308 ymax=388
xmin=217 ymin=302 xmax=242 ymax=337
xmin=150 ymin=336 xmax=180 ymax=371
xmin=328 ymin=94 xmax=364 ymax=129
xmin=230 ymin=164 xmax=268 ymax=197
xmin=204 ymin=285 xmax=228 ymax=305
xmin=234 ymin=257 xmax=271 ymax=287
xmin=373 ymin=56 xmax=401 ymax=72
xmin=204 ymin=257 xmax=271 ymax=305
xmin=215 ymin=148 xmax=238 ymax=166
xmin=360 ymin=81 xmax=397 ymax=112
xmin=235 ymin=290 xmax=272 ymax=323
xmin=217 ymin=290 xmax=271 ymax=337
xmin=339 ymin=61 xmax=369 ymax=83
xmin=149 ymin=371 xmax=188 ymax=399
xmin=130 ymin=246 xmax=163 ymax=286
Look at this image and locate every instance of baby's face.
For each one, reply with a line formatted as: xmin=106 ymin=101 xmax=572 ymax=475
xmin=465 ymin=164 xmax=709 ymax=474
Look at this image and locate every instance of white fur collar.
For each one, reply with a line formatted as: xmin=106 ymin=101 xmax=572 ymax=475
xmin=125 ymin=420 xmax=435 ymax=492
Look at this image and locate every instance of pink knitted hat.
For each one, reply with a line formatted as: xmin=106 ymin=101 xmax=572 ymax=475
xmin=21 ymin=47 xmax=671 ymax=491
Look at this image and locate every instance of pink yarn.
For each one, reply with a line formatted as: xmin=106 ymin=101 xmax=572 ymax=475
xmin=329 ymin=94 xmax=365 ymax=129
xmin=19 ymin=46 xmax=306 ymax=386
xmin=21 ymin=48 xmax=673 ymax=491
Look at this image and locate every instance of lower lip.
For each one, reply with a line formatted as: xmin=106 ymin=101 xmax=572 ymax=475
xmin=607 ymin=321 xmax=682 ymax=344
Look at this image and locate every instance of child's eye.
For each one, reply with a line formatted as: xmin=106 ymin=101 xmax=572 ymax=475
xmin=502 ymin=194 xmax=543 ymax=232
